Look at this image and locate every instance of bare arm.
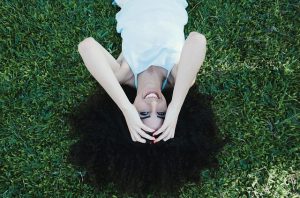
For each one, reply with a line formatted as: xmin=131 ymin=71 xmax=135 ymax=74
xmin=171 ymin=32 xmax=207 ymax=111
xmin=78 ymin=37 xmax=156 ymax=143
xmin=78 ymin=37 xmax=131 ymax=112
xmin=150 ymin=32 xmax=207 ymax=142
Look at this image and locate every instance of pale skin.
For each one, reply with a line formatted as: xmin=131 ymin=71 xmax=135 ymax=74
xmin=77 ymin=31 xmax=207 ymax=143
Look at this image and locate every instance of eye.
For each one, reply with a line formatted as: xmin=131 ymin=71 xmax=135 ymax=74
xmin=157 ymin=112 xmax=166 ymax=116
xmin=140 ymin=112 xmax=148 ymax=116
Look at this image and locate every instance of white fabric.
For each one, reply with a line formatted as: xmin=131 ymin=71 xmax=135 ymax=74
xmin=113 ymin=0 xmax=188 ymax=89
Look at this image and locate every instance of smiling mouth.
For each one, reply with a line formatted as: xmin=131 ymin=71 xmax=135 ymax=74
xmin=144 ymin=92 xmax=159 ymax=99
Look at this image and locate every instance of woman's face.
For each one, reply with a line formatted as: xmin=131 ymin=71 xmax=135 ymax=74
xmin=133 ymin=90 xmax=167 ymax=131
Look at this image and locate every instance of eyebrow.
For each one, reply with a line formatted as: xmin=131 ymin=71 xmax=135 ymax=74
xmin=140 ymin=116 xmax=165 ymax=120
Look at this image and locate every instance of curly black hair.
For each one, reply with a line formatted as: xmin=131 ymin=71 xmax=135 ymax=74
xmin=66 ymin=84 xmax=226 ymax=197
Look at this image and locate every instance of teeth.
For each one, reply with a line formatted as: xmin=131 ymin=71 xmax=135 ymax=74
xmin=145 ymin=92 xmax=158 ymax=99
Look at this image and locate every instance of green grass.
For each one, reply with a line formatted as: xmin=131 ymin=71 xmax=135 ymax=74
xmin=1 ymin=0 xmax=299 ymax=197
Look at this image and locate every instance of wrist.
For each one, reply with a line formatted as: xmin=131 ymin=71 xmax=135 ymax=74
xmin=169 ymin=101 xmax=182 ymax=114
xmin=120 ymin=101 xmax=133 ymax=113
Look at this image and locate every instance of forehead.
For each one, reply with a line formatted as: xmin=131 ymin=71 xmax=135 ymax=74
xmin=142 ymin=116 xmax=163 ymax=130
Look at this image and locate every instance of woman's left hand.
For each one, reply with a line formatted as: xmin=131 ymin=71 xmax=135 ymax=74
xmin=153 ymin=101 xmax=180 ymax=143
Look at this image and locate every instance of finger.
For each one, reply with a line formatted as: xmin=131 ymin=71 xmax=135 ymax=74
xmin=131 ymin=136 xmax=136 ymax=142
xmin=132 ymin=131 xmax=146 ymax=143
xmin=136 ymin=128 xmax=155 ymax=140
xmin=153 ymin=124 xmax=167 ymax=136
xmin=129 ymin=128 xmax=136 ymax=142
xmin=141 ymin=124 xmax=155 ymax=133
xmin=164 ymin=130 xmax=173 ymax=141
xmin=155 ymin=128 xmax=171 ymax=143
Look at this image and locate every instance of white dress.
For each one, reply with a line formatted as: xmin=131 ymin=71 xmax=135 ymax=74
xmin=112 ymin=0 xmax=188 ymax=90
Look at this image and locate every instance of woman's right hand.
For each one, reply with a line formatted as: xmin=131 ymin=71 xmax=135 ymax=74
xmin=122 ymin=103 xmax=156 ymax=143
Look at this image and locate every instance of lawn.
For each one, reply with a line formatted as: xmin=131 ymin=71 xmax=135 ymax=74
xmin=0 ymin=0 xmax=299 ymax=197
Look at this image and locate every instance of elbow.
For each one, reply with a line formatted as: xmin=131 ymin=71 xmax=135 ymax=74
xmin=188 ymin=32 xmax=207 ymax=46
xmin=78 ymin=37 xmax=96 ymax=52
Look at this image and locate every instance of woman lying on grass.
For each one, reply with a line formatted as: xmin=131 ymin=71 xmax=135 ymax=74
xmin=77 ymin=0 xmax=206 ymax=143
xmin=68 ymin=0 xmax=225 ymax=196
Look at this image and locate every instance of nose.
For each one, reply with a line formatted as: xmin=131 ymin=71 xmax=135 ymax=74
xmin=151 ymin=100 xmax=157 ymax=111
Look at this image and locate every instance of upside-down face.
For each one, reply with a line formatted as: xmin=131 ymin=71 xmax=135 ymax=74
xmin=133 ymin=88 xmax=167 ymax=131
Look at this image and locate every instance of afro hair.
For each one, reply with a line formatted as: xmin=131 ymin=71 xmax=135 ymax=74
xmin=66 ymin=84 xmax=226 ymax=197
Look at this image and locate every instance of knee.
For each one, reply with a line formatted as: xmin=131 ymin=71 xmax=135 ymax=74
xmin=188 ymin=32 xmax=206 ymax=45
xmin=78 ymin=37 xmax=96 ymax=51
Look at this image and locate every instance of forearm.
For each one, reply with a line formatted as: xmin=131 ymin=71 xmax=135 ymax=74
xmin=171 ymin=33 xmax=207 ymax=110
xmin=78 ymin=40 xmax=131 ymax=112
